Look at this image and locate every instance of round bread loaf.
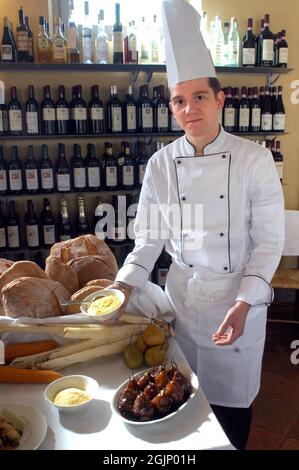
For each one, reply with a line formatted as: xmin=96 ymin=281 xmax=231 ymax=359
xmin=45 ymin=255 xmax=79 ymax=294
xmin=67 ymin=285 xmax=105 ymax=314
xmin=0 ymin=259 xmax=14 ymax=276
xmin=84 ymin=279 xmax=112 ymax=288
xmin=67 ymin=255 xmax=116 ymax=288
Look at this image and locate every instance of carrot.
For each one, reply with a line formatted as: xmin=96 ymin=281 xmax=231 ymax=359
xmin=0 ymin=366 xmax=62 ymax=383
xmin=5 ymin=340 xmax=58 ymax=364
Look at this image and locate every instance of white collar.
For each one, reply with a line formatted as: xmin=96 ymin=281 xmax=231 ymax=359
xmin=181 ymin=126 xmax=227 ymax=156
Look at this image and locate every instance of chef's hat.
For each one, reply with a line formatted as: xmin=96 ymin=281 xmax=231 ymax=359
xmin=162 ymin=0 xmax=216 ymax=87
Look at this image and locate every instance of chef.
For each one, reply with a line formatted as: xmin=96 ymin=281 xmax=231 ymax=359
xmin=110 ymin=0 xmax=285 ymax=450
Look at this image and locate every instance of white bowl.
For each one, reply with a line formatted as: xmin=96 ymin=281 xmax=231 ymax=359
xmin=111 ymin=363 xmax=199 ymax=425
xmin=44 ymin=375 xmax=98 ymax=413
xmin=80 ymin=288 xmax=125 ymax=322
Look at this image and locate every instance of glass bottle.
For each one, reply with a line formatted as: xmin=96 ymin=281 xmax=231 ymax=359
xmin=82 ymin=1 xmax=92 ymax=63
xmin=8 ymin=145 xmax=23 ymax=194
xmin=86 ymin=143 xmax=101 ymax=191
xmin=88 ymin=85 xmax=104 ymax=134
xmin=8 ymin=87 xmax=23 ymax=136
xmin=52 ymin=17 xmax=67 ymax=64
xmin=95 ymin=10 xmax=108 ymax=64
xmin=1 ymin=16 xmax=16 ymax=62
xmin=0 ymin=145 xmax=8 ymax=195
xmin=228 ymin=17 xmax=240 ymax=67
xmin=59 ymin=196 xmax=72 ymax=241
xmin=25 ymin=145 xmax=39 ymax=194
xmin=113 ymin=3 xmax=123 ymax=64
xmin=138 ymin=84 xmax=154 ymax=133
xmin=39 ymin=144 xmax=54 ymax=193
xmin=242 ymin=18 xmax=257 ymax=67
xmin=25 ymin=85 xmax=39 ymax=135
xmin=259 ymin=14 xmax=274 ymax=67
xmin=70 ymin=85 xmax=87 ymax=135
xmin=102 ymin=142 xmax=117 ymax=190
xmin=72 ymin=143 xmax=86 ymax=191
xmin=7 ymin=200 xmax=20 ymax=249
xmin=123 ymin=85 xmax=137 ymax=133
xmin=24 ymin=16 xmax=34 ymax=62
xmin=0 ymin=200 xmax=7 ymax=249
xmin=117 ymin=141 xmax=135 ymax=190
xmin=77 ymin=195 xmax=90 ymax=235
xmin=41 ymin=85 xmax=56 ymax=135
xmin=107 ymin=85 xmax=123 ymax=133
xmin=37 ymin=16 xmax=51 ymax=63
xmin=56 ymin=143 xmax=71 ymax=192
xmin=41 ymin=198 xmax=56 ymax=246
xmin=67 ymin=21 xmax=80 ymax=64
xmin=56 ymin=85 xmax=70 ymax=135
xmin=273 ymin=86 xmax=285 ymax=132
xmin=16 ymin=6 xmax=29 ymax=62
xmin=25 ymin=200 xmax=39 ymax=248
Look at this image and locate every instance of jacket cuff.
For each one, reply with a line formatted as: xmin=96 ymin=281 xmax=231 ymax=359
xmin=115 ymin=263 xmax=149 ymax=290
xmin=236 ymin=275 xmax=274 ymax=306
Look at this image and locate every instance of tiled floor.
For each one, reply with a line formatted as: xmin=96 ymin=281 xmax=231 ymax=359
xmin=247 ymin=320 xmax=299 ymax=450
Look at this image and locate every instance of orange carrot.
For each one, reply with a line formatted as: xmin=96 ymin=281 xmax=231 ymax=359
xmin=0 ymin=366 xmax=62 ymax=383
xmin=5 ymin=340 xmax=58 ymax=364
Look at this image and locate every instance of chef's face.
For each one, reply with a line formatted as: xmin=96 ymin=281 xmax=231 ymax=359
xmin=169 ymin=78 xmax=224 ymax=138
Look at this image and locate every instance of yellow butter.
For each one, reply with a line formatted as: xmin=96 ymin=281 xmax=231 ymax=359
xmin=87 ymin=295 xmax=121 ymax=316
xmin=53 ymin=388 xmax=91 ymax=406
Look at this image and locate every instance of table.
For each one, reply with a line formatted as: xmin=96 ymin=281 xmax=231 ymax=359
xmin=0 ymin=340 xmax=234 ymax=450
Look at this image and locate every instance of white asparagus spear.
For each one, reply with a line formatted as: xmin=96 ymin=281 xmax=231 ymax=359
xmin=119 ymin=314 xmax=151 ymax=325
xmin=63 ymin=323 xmax=146 ymax=339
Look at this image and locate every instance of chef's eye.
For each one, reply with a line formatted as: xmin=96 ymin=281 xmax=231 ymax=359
xmin=195 ymin=95 xmax=204 ymax=101
xmin=174 ymin=99 xmax=184 ymax=106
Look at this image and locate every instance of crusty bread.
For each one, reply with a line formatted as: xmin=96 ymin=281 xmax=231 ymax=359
xmin=45 ymin=255 xmax=79 ymax=294
xmin=67 ymin=285 xmax=104 ymax=314
xmin=2 ymin=277 xmax=71 ymax=318
xmin=84 ymin=279 xmax=112 ymax=288
xmin=0 ymin=259 xmax=14 ymax=276
xmin=67 ymin=255 xmax=117 ymax=289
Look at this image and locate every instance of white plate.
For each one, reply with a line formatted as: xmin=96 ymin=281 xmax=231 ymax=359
xmin=111 ymin=363 xmax=199 ymax=426
xmin=0 ymin=404 xmax=48 ymax=450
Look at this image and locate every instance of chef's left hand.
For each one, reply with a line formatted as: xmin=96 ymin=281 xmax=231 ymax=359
xmin=212 ymin=301 xmax=251 ymax=346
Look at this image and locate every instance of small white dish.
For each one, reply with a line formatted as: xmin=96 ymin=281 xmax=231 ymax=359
xmin=0 ymin=403 xmax=47 ymax=450
xmin=80 ymin=288 xmax=125 ymax=322
xmin=111 ymin=363 xmax=199 ymax=426
xmin=44 ymin=375 xmax=98 ymax=413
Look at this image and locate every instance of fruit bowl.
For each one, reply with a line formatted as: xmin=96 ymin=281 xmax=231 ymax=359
xmin=111 ymin=363 xmax=199 ymax=426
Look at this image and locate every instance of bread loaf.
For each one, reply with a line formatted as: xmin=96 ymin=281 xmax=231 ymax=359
xmin=2 ymin=277 xmax=71 ymax=318
xmin=67 ymin=285 xmax=105 ymax=314
xmin=0 ymin=259 xmax=14 ymax=276
xmin=85 ymin=279 xmax=112 ymax=288
xmin=45 ymin=255 xmax=79 ymax=294
xmin=68 ymin=255 xmax=117 ymax=288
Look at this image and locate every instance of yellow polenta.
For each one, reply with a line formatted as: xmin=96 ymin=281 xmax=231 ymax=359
xmin=53 ymin=388 xmax=91 ymax=406
xmin=87 ymin=295 xmax=121 ymax=316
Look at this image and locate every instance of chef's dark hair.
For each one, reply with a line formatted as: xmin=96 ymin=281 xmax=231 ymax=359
xmin=208 ymin=78 xmax=222 ymax=97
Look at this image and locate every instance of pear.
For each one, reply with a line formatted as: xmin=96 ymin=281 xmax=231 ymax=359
xmin=123 ymin=344 xmax=144 ymax=370
xmin=135 ymin=335 xmax=147 ymax=353
xmin=142 ymin=323 xmax=166 ymax=347
xmin=144 ymin=344 xmax=167 ymax=367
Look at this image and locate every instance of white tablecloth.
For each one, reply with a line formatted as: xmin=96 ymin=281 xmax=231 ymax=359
xmin=0 ymin=340 xmax=234 ymax=450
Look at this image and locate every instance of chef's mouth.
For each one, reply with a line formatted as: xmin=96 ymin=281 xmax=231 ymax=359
xmin=186 ymin=118 xmax=202 ymax=123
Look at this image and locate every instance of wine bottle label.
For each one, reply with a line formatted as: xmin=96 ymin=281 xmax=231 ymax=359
xmin=275 ymin=162 xmax=283 ymax=181
xmin=38 ymin=37 xmax=49 ymax=51
xmin=43 ymin=224 xmax=55 ymax=245
xmin=261 ymin=114 xmax=272 ymax=131
xmin=74 ymin=167 xmax=86 ymax=188
xmin=26 ymin=224 xmax=39 ymax=247
xmin=251 ymin=108 xmax=261 ymax=127
xmin=43 ymin=108 xmax=56 ymax=121
xmin=171 ymin=114 xmax=182 ymax=131
xmin=278 ymin=48 xmax=288 ymax=65
xmin=239 ymin=108 xmax=250 ymax=128
xmin=9 ymin=170 xmax=22 ymax=191
xmin=224 ymin=108 xmax=235 ymax=127
xmin=157 ymin=268 xmax=168 ymax=287
xmin=41 ymin=168 xmax=54 ymax=189
xmin=52 ymin=39 xmax=66 ymax=60
xmin=57 ymin=173 xmax=71 ymax=191
xmin=127 ymin=106 xmax=136 ymax=130
xmin=17 ymin=31 xmax=29 ymax=51
xmin=111 ymin=108 xmax=122 ymax=132
xmin=113 ymin=32 xmax=123 ymax=53
xmin=0 ymin=170 xmax=7 ymax=191
xmin=157 ymin=108 xmax=169 ymax=128
xmin=7 ymin=225 xmax=19 ymax=248
xmin=9 ymin=110 xmax=22 ymax=131
xmin=26 ymin=111 xmax=39 ymax=134
xmin=0 ymin=227 xmax=6 ymax=248
xmin=123 ymin=165 xmax=134 ymax=186
xmin=74 ymin=108 xmax=87 ymax=120
xmin=139 ymin=164 xmax=147 ymax=184
xmin=1 ymin=45 xmax=13 ymax=61
xmin=88 ymin=167 xmax=100 ymax=187
xmin=142 ymin=108 xmax=153 ymax=129
xmin=106 ymin=167 xmax=117 ymax=187
xmin=56 ymin=107 xmax=69 ymax=121
xmin=91 ymin=107 xmax=104 ymax=120
xmin=25 ymin=168 xmax=39 ymax=190
xmin=262 ymin=39 xmax=274 ymax=62
xmin=273 ymin=114 xmax=285 ymax=131
xmin=242 ymin=48 xmax=256 ymax=66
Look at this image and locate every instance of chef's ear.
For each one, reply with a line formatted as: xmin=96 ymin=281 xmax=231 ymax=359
xmin=216 ymin=90 xmax=225 ymax=110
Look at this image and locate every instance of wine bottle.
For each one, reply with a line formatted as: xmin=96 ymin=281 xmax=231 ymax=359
xmin=59 ymin=196 xmax=72 ymax=241
xmin=102 ymin=142 xmax=117 ymax=190
xmin=259 ymin=86 xmax=265 ymax=110
xmin=113 ymin=3 xmax=123 ymax=64
xmin=8 ymin=145 xmax=23 ymax=194
xmin=238 ymin=87 xmax=250 ymax=132
xmin=277 ymin=29 xmax=288 ymax=68
xmin=94 ymin=195 xmax=107 ymax=240
xmin=25 ymin=145 xmax=39 ymax=194
xmin=7 ymin=200 xmax=20 ymax=249
xmin=274 ymin=140 xmax=283 ymax=183
xmin=41 ymin=198 xmax=56 ymax=246
xmin=71 ymin=85 xmax=87 ymax=135
xmin=41 ymin=85 xmax=56 ymax=135
xmin=86 ymin=143 xmax=101 ymax=191
xmin=40 ymin=144 xmax=54 ymax=193
xmin=72 ymin=143 xmax=86 ymax=191
xmin=24 ymin=16 xmax=34 ymax=62
xmin=0 ymin=101 xmax=9 ymax=136
xmin=154 ymin=85 xmax=169 ymax=132
xmin=56 ymin=85 xmax=70 ymax=135
xmin=138 ymin=84 xmax=154 ymax=133
xmin=118 ymin=141 xmax=135 ymax=190
xmin=261 ymin=85 xmax=272 ymax=132
xmin=25 ymin=200 xmax=39 ymax=248
xmin=1 ymin=16 xmax=16 ymax=62
xmin=25 ymin=85 xmax=39 ymax=135
xmin=259 ymin=14 xmax=274 ymax=67
xmin=8 ymin=87 xmax=23 ymax=136
xmin=88 ymin=85 xmax=104 ymax=134
xmin=250 ymin=87 xmax=261 ymax=132
xmin=52 ymin=17 xmax=67 ymax=64
xmin=273 ymin=86 xmax=285 ymax=132
xmin=0 ymin=200 xmax=7 ymax=249
xmin=56 ymin=143 xmax=71 ymax=192
xmin=242 ymin=18 xmax=256 ymax=67
xmin=16 ymin=6 xmax=29 ymax=62
xmin=123 ymin=85 xmax=137 ymax=133
xmin=77 ymin=195 xmax=90 ymax=235
xmin=135 ymin=141 xmax=150 ymax=188
xmin=271 ymin=86 xmax=277 ymax=115
xmin=0 ymin=145 xmax=8 ymax=195
xmin=107 ymin=85 xmax=123 ymax=133
xmin=223 ymin=86 xmax=235 ymax=132
xmin=37 ymin=16 xmax=51 ymax=64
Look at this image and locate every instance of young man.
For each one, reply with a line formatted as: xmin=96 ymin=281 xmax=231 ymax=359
xmin=110 ymin=0 xmax=285 ymax=449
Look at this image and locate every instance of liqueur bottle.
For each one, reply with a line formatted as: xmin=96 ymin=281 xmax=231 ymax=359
xmin=37 ymin=16 xmax=51 ymax=63
xmin=113 ymin=3 xmax=123 ymax=64
xmin=76 ymin=195 xmax=90 ymax=235
xmin=24 ymin=16 xmax=34 ymax=62
xmin=16 ymin=6 xmax=29 ymax=62
xmin=59 ymin=196 xmax=72 ymax=241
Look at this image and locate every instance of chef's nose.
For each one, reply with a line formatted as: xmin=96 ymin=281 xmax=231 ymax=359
xmin=184 ymin=100 xmax=197 ymax=114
